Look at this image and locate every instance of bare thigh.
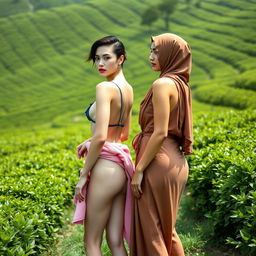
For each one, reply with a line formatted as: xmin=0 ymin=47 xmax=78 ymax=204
xmin=85 ymin=159 xmax=127 ymax=242
xmin=106 ymin=182 xmax=126 ymax=245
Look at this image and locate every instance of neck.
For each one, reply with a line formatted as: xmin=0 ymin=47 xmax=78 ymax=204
xmin=106 ymin=68 xmax=124 ymax=81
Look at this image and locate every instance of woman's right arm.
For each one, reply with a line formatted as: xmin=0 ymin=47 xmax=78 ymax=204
xmin=76 ymin=138 xmax=92 ymax=159
xmin=131 ymin=78 xmax=177 ymax=198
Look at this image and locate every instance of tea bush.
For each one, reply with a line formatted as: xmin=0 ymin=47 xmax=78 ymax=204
xmin=0 ymin=128 xmax=84 ymax=255
xmin=193 ymin=84 xmax=256 ymax=109
xmin=231 ymin=70 xmax=256 ymax=91
xmin=188 ymin=110 xmax=256 ymax=254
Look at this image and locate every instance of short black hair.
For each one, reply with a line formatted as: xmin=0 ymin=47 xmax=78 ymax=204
xmin=87 ymin=36 xmax=126 ymax=66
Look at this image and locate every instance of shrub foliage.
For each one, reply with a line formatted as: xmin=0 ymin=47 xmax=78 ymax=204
xmin=188 ymin=110 xmax=256 ymax=254
xmin=0 ymin=128 xmax=84 ymax=255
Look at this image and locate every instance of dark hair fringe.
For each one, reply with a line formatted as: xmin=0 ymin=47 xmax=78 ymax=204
xmin=87 ymin=36 xmax=126 ymax=66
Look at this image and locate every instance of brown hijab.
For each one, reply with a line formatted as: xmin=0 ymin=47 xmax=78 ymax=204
xmin=152 ymin=33 xmax=193 ymax=154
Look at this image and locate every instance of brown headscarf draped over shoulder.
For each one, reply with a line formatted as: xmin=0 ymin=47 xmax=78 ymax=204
xmin=152 ymin=33 xmax=193 ymax=154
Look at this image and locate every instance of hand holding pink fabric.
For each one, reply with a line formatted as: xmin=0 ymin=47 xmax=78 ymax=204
xmin=73 ymin=141 xmax=134 ymax=246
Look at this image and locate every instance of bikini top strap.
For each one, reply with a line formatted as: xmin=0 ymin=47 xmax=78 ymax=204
xmin=112 ymin=81 xmax=124 ymax=126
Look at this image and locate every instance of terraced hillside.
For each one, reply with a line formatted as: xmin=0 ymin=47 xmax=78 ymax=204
xmin=0 ymin=0 xmax=85 ymax=18
xmin=0 ymin=0 xmax=256 ymax=130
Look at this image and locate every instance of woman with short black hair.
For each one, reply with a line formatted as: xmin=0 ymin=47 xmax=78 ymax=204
xmin=73 ymin=36 xmax=134 ymax=256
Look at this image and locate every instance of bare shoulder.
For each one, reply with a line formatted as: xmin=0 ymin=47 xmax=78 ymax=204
xmin=126 ymin=82 xmax=133 ymax=90
xmin=126 ymin=82 xmax=134 ymax=95
xmin=96 ymin=81 xmax=115 ymax=89
xmin=153 ymin=77 xmax=175 ymax=86
xmin=152 ymin=77 xmax=177 ymax=94
xmin=95 ymin=82 xmax=118 ymax=97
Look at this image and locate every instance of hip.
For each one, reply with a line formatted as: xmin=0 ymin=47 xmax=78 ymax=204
xmin=136 ymin=135 xmax=186 ymax=164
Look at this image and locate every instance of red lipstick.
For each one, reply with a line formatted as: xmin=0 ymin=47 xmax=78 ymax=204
xmin=99 ymin=69 xmax=106 ymax=73
xmin=151 ymin=63 xmax=156 ymax=66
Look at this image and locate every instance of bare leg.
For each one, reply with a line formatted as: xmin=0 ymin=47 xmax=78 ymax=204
xmin=84 ymin=159 xmax=126 ymax=256
xmin=106 ymin=185 xmax=128 ymax=256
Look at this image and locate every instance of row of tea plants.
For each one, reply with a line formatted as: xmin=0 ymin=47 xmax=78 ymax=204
xmin=188 ymin=109 xmax=256 ymax=255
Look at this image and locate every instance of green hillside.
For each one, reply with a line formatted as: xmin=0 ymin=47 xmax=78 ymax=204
xmin=1 ymin=1 xmax=256 ymax=254
xmin=0 ymin=0 xmax=29 ymax=18
xmin=0 ymin=0 xmax=256 ymax=130
xmin=0 ymin=0 xmax=86 ymax=18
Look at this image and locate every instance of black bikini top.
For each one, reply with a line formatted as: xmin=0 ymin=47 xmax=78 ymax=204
xmin=85 ymin=81 xmax=125 ymax=127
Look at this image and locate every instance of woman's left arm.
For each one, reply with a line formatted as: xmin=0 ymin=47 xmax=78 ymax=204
xmin=75 ymin=83 xmax=111 ymax=201
xmin=81 ymin=83 xmax=112 ymax=176
xmin=131 ymin=79 xmax=176 ymax=198
xmin=136 ymin=81 xmax=170 ymax=172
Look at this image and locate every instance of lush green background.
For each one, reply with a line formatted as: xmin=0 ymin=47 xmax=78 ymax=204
xmin=1 ymin=0 xmax=256 ymax=131
xmin=0 ymin=0 xmax=255 ymax=255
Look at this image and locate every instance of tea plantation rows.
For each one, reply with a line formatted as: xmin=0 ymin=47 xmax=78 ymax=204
xmin=188 ymin=110 xmax=256 ymax=254
xmin=1 ymin=109 xmax=255 ymax=255
xmin=0 ymin=0 xmax=256 ymax=130
xmin=0 ymin=0 xmax=256 ymax=254
xmin=0 ymin=128 xmax=84 ymax=255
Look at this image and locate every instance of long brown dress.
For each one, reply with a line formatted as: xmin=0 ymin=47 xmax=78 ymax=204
xmin=130 ymin=33 xmax=193 ymax=256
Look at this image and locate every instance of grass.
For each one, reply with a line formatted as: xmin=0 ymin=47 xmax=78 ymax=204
xmin=44 ymin=191 xmax=240 ymax=256
xmin=44 ymin=207 xmax=113 ymax=256
xmin=177 ymin=192 xmax=241 ymax=256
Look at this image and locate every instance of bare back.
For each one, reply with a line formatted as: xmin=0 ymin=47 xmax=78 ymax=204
xmin=89 ymin=80 xmax=133 ymax=142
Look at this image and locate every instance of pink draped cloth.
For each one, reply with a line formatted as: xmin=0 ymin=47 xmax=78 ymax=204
xmin=73 ymin=141 xmax=134 ymax=246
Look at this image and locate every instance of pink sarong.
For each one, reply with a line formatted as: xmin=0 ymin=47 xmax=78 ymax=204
xmin=73 ymin=141 xmax=134 ymax=246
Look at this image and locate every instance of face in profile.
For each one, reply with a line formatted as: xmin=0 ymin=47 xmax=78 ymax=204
xmin=95 ymin=44 xmax=123 ymax=77
xmin=149 ymin=42 xmax=161 ymax=71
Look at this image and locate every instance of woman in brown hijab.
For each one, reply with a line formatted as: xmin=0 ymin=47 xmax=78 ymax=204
xmin=130 ymin=33 xmax=193 ymax=256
